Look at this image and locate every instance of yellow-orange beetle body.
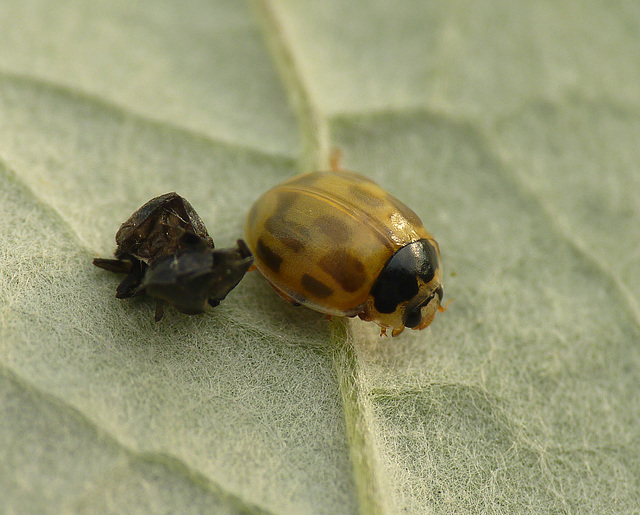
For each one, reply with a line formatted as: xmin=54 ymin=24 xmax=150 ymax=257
xmin=244 ymin=171 xmax=445 ymax=336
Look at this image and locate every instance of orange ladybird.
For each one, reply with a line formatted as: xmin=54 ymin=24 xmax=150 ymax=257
xmin=244 ymin=171 xmax=446 ymax=336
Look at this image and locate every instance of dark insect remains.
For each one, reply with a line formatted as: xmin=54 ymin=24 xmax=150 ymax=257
xmin=93 ymin=193 xmax=253 ymax=321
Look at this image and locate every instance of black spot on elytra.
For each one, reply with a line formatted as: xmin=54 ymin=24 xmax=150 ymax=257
xmin=272 ymin=190 xmax=298 ymax=220
xmin=301 ymin=274 xmax=333 ymax=298
xmin=281 ymin=238 xmax=304 ymax=252
xmin=318 ymin=250 xmax=366 ymax=292
xmin=257 ymin=238 xmax=283 ymax=272
xmin=314 ymin=215 xmax=351 ymax=243
xmin=265 ymin=217 xmax=308 ymax=252
xmin=372 ymin=273 xmax=419 ymax=314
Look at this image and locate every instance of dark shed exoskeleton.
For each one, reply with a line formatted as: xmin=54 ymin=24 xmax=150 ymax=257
xmin=93 ymin=193 xmax=253 ymax=321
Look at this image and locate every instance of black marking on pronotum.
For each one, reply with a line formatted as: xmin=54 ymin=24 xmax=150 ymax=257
xmin=256 ymin=238 xmax=283 ymax=272
xmin=417 ymin=240 xmax=439 ymax=284
xmin=301 ymin=274 xmax=334 ymax=298
xmin=370 ymin=239 xmax=438 ymax=314
xmin=372 ymin=273 xmax=418 ymax=314
xmin=404 ymin=306 xmax=423 ymax=329
xmin=402 ymin=286 xmax=442 ymax=328
xmin=318 ymin=250 xmax=366 ymax=293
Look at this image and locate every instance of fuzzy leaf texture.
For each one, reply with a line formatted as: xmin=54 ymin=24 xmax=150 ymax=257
xmin=1 ymin=1 xmax=639 ymax=513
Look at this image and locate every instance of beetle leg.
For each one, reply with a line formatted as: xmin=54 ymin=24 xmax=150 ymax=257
xmin=391 ymin=327 xmax=405 ymax=337
xmin=93 ymin=257 xmax=133 ymax=274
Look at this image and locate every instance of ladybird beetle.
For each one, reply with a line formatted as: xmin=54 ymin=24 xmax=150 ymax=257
xmin=244 ymin=171 xmax=447 ymax=336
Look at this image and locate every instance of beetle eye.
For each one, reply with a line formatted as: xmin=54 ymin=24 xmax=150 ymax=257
xmin=404 ymin=307 xmax=422 ymax=328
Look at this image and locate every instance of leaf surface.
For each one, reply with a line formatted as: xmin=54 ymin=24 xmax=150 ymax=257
xmin=1 ymin=1 xmax=639 ymax=513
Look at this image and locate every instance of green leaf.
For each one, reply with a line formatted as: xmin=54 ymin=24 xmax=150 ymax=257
xmin=1 ymin=1 xmax=639 ymax=513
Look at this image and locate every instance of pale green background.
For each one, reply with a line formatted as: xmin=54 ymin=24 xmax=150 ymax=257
xmin=1 ymin=1 xmax=639 ymax=513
